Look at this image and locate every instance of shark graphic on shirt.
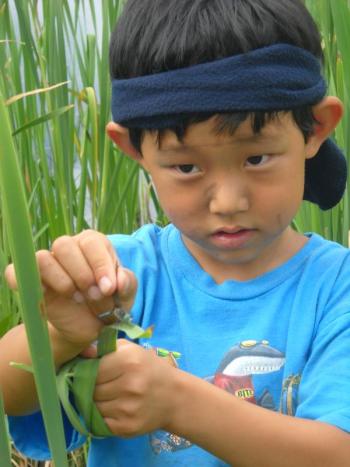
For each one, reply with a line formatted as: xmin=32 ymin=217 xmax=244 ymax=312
xmin=150 ymin=340 xmax=286 ymax=454
xmin=212 ymin=340 xmax=285 ymax=408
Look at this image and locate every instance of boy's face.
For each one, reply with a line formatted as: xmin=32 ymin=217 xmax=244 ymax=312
xmin=137 ymin=114 xmax=316 ymax=282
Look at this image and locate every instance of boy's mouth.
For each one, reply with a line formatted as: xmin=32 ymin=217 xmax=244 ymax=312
xmin=211 ymin=227 xmax=254 ymax=249
xmin=215 ymin=226 xmax=247 ymax=234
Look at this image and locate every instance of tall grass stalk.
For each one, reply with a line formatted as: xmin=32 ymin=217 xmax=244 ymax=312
xmin=0 ymin=1 xmax=149 ymax=463
xmin=0 ymin=391 xmax=11 ymax=467
xmin=0 ymin=0 xmax=154 ymax=339
xmin=0 ymin=91 xmax=69 ymax=465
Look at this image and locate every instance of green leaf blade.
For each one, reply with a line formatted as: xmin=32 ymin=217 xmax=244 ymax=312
xmin=0 ymin=91 xmax=69 ymax=466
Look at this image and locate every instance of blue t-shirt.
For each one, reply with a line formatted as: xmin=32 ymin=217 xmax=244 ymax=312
xmin=9 ymin=224 xmax=350 ymax=466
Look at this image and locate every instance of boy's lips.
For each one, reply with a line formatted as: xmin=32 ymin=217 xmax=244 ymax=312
xmin=210 ymin=227 xmax=255 ymax=249
xmin=214 ymin=226 xmax=247 ymax=234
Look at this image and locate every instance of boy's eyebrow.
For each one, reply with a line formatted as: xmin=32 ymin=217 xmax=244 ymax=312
xmin=159 ymin=144 xmax=197 ymax=153
xmin=159 ymin=131 xmax=276 ymax=152
xmin=230 ymin=132 xmax=275 ymax=143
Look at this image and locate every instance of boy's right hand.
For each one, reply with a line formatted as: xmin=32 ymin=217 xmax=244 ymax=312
xmin=5 ymin=230 xmax=137 ymax=350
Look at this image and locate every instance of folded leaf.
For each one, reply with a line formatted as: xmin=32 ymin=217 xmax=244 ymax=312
xmin=56 ymin=312 xmax=177 ymax=438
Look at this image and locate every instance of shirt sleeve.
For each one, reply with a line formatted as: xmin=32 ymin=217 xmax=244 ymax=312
xmin=8 ymin=409 xmax=86 ymax=461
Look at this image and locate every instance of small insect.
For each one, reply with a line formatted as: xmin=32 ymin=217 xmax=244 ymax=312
xmin=98 ymin=307 xmax=128 ymax=324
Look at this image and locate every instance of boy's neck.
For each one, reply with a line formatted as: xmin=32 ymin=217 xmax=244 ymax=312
xmin=182 ymin=227 xmax=308 ymax=284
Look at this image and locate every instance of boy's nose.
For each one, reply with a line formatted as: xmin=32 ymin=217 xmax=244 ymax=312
xmin=209 ymin=178 xmax=249 ymax=216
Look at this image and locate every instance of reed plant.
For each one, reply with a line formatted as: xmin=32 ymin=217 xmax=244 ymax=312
xmin=0 ymin=0 xmax=162 ymax=334
xmin=0 ymin=1 xmax=154 ymax=464
xmin=0 ymin=0 xmax=349 ymax=466
xmin=0 ymin=89 xmax=70 ymax=466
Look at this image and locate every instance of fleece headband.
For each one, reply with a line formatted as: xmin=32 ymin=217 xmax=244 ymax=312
xmin=111 ymin=43 xmax=347 ymax=210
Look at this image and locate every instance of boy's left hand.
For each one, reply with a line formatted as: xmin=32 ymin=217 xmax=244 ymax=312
xmin=94 ymin=339 xmax=178 ymax=437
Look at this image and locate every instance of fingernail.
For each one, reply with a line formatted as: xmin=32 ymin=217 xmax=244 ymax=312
xmin=88 ymin=285 xmax=103 ymax=301
xmin=73 ymin=291 xmax=85 ymax=303
xmin=99 ymin=276 xmax=112 ymax=294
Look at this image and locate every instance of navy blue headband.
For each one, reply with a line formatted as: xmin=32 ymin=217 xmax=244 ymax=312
xmin=111 ymin=44 xmax=327 ymax=127
xmin=111 ymin=44 xmax=346 ymax=210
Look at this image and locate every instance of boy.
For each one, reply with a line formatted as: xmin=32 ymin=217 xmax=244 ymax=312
xmin=1 ymin=0 xmax=350 ymax=465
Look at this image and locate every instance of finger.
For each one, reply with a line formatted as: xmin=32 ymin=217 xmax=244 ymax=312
xmin=114 ymin=267 xmax=138 ymax=311
xmin=100 ymin=416 xmax=140 ymax=439
xmin=51 ymin=235 xmax=96 ymax=294
xmin=4 ymin=264 xmax=17 ymax=290
xmin=94 ymin=378 xmax=120 ymax=402
xmin=95 ymin=339 xmax=136 ymax=384
xmin=36 ymin=249 xmax=78 ymax=298
xmin=6 ymin=250 xmax=80 ymax=300
xmin=79 ymin=344 xmax=98 ymax=358
xmin=77 ymin=230 xmax=119 ymax=296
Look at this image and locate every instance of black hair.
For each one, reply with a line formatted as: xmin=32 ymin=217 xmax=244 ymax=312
xmin=109 ymin=0 xmax=323 ymax=151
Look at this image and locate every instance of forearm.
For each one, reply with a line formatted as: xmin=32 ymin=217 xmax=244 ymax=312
xmin=0 ymin=324 xmax=86 ymax=415
xmin=167 ymin=370 xmax=350 ymax=467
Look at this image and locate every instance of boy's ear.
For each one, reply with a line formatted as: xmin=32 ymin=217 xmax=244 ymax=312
xmin=106 ymin=121 xmax=142 ymax=161
xmin=305 ymin=96 xmax=343 ymax=159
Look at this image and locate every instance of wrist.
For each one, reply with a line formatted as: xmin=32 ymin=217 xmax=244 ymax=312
xmin=162 ymin=368 xmax=199 ymax=435
xmin=162 ymin=369 xmax=232 ymax=444
xmin=48 ymin=324 xmax=94 ymax=368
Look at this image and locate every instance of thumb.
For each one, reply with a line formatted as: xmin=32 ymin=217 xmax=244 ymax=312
xmin=115 ymin=267 xmax=137 ymax=311
xmin=80 ymin=344 xmax=98 ymax=358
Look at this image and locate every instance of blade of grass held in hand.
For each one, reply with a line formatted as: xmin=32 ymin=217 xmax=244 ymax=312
xmin=97 ymin=325 xmax=117 ymax=357
xmin=57 ymin=311 xmax=154 ymax=438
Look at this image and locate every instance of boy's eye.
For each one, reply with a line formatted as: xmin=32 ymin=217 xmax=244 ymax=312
xmin=245 ymin=155 xmax=270 ymax=166
xmin=175 ymin=164 xmax=200 ymax=174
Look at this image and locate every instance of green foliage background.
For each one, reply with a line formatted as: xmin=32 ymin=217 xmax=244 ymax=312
xmin=0 ymin=0 xmax=165 ymax=341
